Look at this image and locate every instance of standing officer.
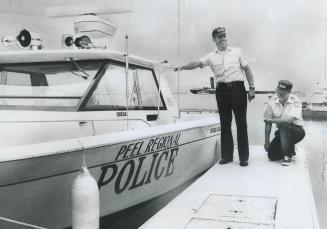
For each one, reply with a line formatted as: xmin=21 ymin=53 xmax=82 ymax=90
xmin=263 ymin=80 xmax=305 ymax=166
xmin=176 ymin=27 xmax=255 ymax=166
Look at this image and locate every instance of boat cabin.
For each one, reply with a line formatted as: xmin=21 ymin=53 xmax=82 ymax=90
xmin=0 ymin=49 xmax=178 ymax=146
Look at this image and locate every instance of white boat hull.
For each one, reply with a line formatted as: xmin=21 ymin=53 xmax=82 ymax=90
xmin=0 ymin=118 xmax=220 ymax=229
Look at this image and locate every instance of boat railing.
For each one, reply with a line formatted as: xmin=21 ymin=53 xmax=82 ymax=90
xmin=0 ymin=118 xmax=151 ymax=137
xmin=0 ymin=118 xmax=151 ymax=126
xmin=0 ymin=216 xmax=47 ymax=229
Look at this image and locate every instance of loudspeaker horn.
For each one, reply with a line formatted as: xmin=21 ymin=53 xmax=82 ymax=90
xmin=62 ymin=34 xmax=74 ymax=48
xmin=74 ymin=36 xmax=92 ymax=49
xmin=17 ymin=29 xmax=32 ymax=48
xmin=16 ymin=29 xmax=42 ymax=49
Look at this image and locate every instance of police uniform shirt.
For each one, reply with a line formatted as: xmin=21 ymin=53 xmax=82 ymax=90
xmin=263 ymin=94 xmax=304 ymax=127
xmin=200 ymin=46 xmax=249 ymax=83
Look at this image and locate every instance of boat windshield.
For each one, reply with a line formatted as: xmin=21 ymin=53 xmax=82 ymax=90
xmin=0 ymin=60 xmax=102 ymax=111
xmin=83 ymin=63 xmax=165 ymax=111
xmin=0 ymin=60 xmax=166 ymax=111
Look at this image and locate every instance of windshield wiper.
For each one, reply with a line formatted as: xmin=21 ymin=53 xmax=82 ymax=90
xmin=69 ymin=57 xmax=89 ymax=80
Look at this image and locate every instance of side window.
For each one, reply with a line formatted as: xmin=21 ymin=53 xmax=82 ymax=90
xmin=0 ymin=61 xmax=102 ymax=110
xmin=0 ymin=71 xmax=32 ymax=86
xmin=85 ymin=64 xmax=164 ymax=110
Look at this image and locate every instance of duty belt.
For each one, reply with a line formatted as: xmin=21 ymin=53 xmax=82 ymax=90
xmin=217 ymin=81 xmax=244 ymax=87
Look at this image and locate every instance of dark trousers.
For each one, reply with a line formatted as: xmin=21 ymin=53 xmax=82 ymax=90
xmin=268 ymin=124 xmax=305 ymax=161
xmin=216 ymin=81 xmax=249 ymax=162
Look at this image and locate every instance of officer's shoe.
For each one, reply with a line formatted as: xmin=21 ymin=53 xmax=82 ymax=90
xmin=218 ymin=159 xmax=233 ymax=165
xmin=240 ymin=161 xmax=248 ymax=167
xmin=281 ymin=156 xmax=291 ymax=166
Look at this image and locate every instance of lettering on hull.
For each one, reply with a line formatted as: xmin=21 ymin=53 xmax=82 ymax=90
xmin=98 ymin=133 xmax=181 ymax=194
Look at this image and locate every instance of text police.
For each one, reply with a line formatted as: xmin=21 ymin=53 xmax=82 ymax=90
xmin=98 ymin=132 xmax=181 ymax=194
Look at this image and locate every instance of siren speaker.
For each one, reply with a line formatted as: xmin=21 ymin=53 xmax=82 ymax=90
xmin=17 ymin=29 xmax=32 ymax=48
xmin=65 ymin=36 xmax=74 ymax=46
xmin=16 ymin=29 xmax=42 ymax=49
xmin=62 ymin=34 xmax=74 ymax=48
xmin=74 ymin=36 xmax=92 ymax=49
xmin=2 ymin=29 xmax=42 ymax=49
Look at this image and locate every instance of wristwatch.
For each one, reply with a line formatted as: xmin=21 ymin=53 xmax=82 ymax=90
xmin=249 ymin=86 xmax=255 ymax=90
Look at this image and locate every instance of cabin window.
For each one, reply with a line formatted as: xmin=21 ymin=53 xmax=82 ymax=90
xmin=84 ymin=63 xmax=165 ymax=110
xmin=0 ymin=61 xmax=103 ymax=110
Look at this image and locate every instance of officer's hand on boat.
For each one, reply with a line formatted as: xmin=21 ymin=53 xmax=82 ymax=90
xmin=174 ymin=66 xmax=182 ymax=72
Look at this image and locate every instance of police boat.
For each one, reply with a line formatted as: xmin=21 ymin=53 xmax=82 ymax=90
xmin=0 ymin=16 xmax=220 ymax=228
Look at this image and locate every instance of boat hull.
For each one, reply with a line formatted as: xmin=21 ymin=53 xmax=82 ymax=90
xmin=302 ymin=109 xmax=327 ymax=120
xmin=0 ymin=118 xmax=220 ymax=228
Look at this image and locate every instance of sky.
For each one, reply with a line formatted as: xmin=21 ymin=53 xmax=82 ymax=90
xmin=0 ymin=0 xmax=326 ymax=95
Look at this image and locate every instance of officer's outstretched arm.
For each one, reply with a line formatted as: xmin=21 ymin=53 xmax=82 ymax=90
xmin=175 ymin=61 xmax=202 ymax=71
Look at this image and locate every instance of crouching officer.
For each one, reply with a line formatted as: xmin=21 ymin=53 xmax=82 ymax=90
xmin=263 ymin=80 xmax=305 ymax=166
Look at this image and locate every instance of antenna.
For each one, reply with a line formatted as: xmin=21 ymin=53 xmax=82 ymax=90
xmin=124 ymin=0 xmax=134 ymax=130
xmin=177 ymin=0 xmax=181 ymax=118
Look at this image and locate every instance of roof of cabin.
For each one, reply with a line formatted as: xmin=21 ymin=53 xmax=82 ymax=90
xmin=0 ymin=49 xmax=155 ymax=68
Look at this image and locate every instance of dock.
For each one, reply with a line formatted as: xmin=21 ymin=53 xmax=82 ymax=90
xmin=140 ymin=145 xmax=320 ymax=229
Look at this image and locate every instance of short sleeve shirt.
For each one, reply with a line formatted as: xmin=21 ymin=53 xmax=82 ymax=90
xmin=200 ymin=46 xmax=249 ymax=83
xmin=263 ymin=94 xmax=304 ymax=126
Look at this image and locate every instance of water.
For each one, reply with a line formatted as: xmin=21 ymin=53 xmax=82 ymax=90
xmin=178 ymin=93 xmax=327 ymax=228
xmin=99 ymin=174 xmax=199 ymax=229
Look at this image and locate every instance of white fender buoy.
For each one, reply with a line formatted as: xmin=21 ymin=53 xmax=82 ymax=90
xmin=71 ymin=163 xmax=99 ymax=229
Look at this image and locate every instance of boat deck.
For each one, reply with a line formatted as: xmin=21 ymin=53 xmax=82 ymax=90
xmin=140 ymin=145 xmax=320 ymax=229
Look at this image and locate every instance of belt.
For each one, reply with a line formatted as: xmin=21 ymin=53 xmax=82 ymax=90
xmin=217 ymin=81 xmax=244 ymax=87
